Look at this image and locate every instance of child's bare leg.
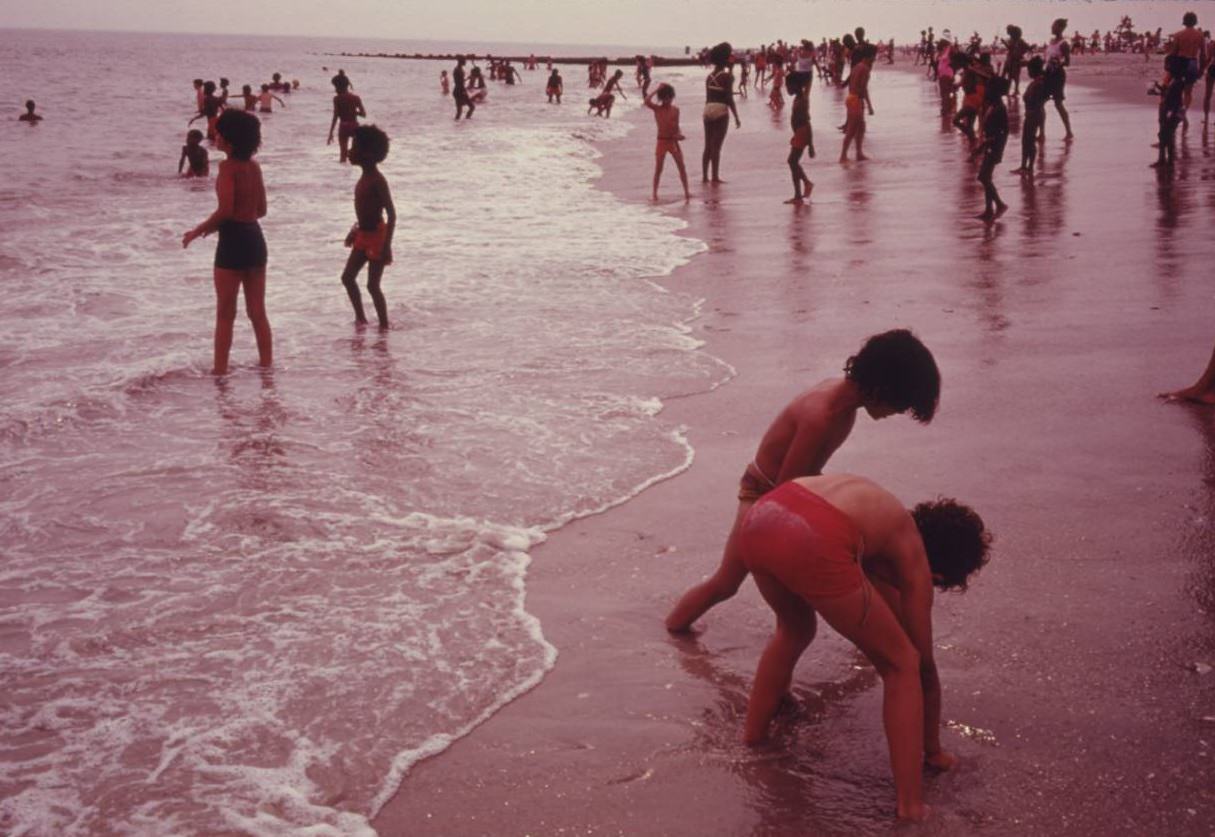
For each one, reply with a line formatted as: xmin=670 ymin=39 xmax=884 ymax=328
xmin=652 ymin=151 xmax=665 ymax=200
xmin=809 ymin=582 xmax=928 ymax=821
xmin=856 ymin=121 xmax=867 ymax=161
xmin=242 ymin=268 xmax=273 ymax=367
xmin=786 ymin=147 xmax=805 ymax=202
xmin=1160 ymin=341 xmax=1215 ymax=403
xmin=666 ymin=501 xmax=753 ymax=631
xmin=744 ymin=570 xmax=817 ymax=743
xmin=341 ymin=250 xmax=370 ymax=324
xmin=339 ymin=134 xmax=350 ymax=163
xmin=671 ymin=147 xmax=691 ymax=199
xmin=1055 ymin=100 xmax=1073 ymax=139
xmin=366 ymin=261 xmax=389 ymax=329
xmin=840 ymin=119 xmax=856 ymax=162
xmin=212 ymin=269 xmax=242 ymax=375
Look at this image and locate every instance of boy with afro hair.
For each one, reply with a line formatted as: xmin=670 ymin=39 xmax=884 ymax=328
xmin=341 ymin=124 xmax=396 ymax=329
xmin=666 ymin=329 xmax=940 ymax=632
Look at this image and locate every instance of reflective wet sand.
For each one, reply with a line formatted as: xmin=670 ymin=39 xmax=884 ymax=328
xmin=376 ymin=63 xmax=1215 ymax=835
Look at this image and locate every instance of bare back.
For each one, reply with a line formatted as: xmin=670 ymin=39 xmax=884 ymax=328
xmin=752 ymin=378 xmax=860 ymax=484
xmin=218 ymin=159 xmax=266 ymax=223
xmin=792 ymin=473 xmax=926 ymax=591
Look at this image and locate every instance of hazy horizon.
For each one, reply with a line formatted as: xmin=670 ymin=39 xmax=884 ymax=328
xmin=1 ymin=1 xmax=1208 ymax=50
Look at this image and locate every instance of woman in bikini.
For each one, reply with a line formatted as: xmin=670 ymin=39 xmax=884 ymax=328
xmin=182 ymin=110 xmax=272 ymax=376
xmin=702 ymin=41 xmax=741 ymax=184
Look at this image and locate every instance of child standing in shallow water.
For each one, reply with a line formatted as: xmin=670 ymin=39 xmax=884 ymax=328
xmin=182 ymin=110 xmax=272 ymax=375
xmin=785 ymin=74 xmax=814 ymax=203
xmin=1013 ymin=58 xmax=1046 ymax=176
xmin=341 ymin=124 xmax=396 ymax=329
xmin=644 ymin=83 xmax=690 ymax=201
xmin=972 ymin=77 xmax=1010 ymax=220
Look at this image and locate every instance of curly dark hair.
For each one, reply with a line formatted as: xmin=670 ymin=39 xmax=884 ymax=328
xmin=352 ymin=124 xmax=390 ymax=164
xmin=843 ymin=329 xmax=940 ymax=422
xmin=913 ymin=498 xmax=992 ymax=592
xmin=709 ymin=42 xmax=733 ymax=67
xmin=216 ymin=110 xmax=261 ymax=160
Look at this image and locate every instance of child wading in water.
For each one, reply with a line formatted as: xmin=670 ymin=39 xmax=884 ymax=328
xmin=341 ymin=125 xmax=396 ymax=329
xmin=182 ymin=110 xmax=272 ymax=375
xmin=644 ymin=83 xmax=691 ymax=201
xmin=178 ymin=129 xmax=209 ymax=177
xmin=328 ymin=76 xmax=366 ymax=163
xmin=972 ymin=76 xmax=1010 ymax=220
xmin=786 ymin=73 xmax=814 ymax=203
xmin=546 ymin=68 xmax=564 ymax=103
xmin=18 ymin=99 xmax=43 ymax=124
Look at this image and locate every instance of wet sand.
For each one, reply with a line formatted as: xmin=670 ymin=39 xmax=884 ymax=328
xmin=375 ymin=60 xmax=1215 ymax=835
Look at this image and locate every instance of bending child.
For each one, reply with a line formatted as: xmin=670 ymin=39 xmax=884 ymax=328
xmin=738 ymin=472 xmax=990 ymax=821
xmin=666 ymin=330 xmax=940 ymax=632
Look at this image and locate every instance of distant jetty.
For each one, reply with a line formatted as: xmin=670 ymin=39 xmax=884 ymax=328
xmin=333 ymin=52 xmax=701 ymax=67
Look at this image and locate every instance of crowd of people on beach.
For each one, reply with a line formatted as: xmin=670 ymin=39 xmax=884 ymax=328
xmin=11 ymin=9 xmax=1214 ymax=823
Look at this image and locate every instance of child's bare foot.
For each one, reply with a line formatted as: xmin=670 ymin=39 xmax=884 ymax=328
xmin=839 ymin=155 xmax=849 ymax=164
xmin=784 ymin=196 xmax=804 ymax=204
xmin=802 ymin=178 xmax=814 ymax=195
xmin=683 ymin=192 xmax=691 ymax=202
xmin=896 ymin=803 xmax=932 ymax=822
xmin=924 ymin=750 xmax=958 ymax=772
xmin=1150 ymin=160 xmax=1167 ymax=168
xmin=1158 ymin=386 xmax=1215 ymax=404
xmin=977 ymin=210 xmax=994 ymax=222
xmin=856 ymin=153 xmax=868 ymax=161
xmin=993 ymin=201 xmax=1009 ymax=218
xmin=651 ymin=193 xmax=659 ymax=202
xmin=710 ymin=178 xmax=726 ymax=184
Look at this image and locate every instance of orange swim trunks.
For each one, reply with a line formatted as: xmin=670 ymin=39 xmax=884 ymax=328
xmin=738 ymin=482 xmax=865 ymax=601
xmin=655 ymin=137 xmax=682 ymax=157
xmin=790 ymin=125 xmax=813 ymax=149
xmin=845 ymin=94 xmax=864 ymax=120
xmin=737 ymin=461 xmax=777 ymax=503
xmin=348 ymin=222 xmax=390 ymax=263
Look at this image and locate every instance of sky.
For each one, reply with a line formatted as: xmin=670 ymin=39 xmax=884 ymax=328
xmin=0 ymin=0 xmax=1209 ymax=49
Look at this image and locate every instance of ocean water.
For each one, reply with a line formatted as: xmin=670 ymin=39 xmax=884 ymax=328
xmin=0 ymin=30 xmax=727 ymax=835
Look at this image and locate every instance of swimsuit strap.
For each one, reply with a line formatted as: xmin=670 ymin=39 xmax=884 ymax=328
xmin=749 ymin=459 xmax=777 ymax=488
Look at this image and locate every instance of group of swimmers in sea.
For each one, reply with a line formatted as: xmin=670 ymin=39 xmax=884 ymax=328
xmin=179 ymin=66 xmax=397 ymax=375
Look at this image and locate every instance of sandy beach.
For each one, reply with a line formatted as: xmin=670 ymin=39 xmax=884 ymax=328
xmin=375 ymin=54 xmax=1215 ymax=836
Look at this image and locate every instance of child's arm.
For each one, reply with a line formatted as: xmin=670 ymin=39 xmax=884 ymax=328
xmin=327 ymin=99 xmax=339 ymax=144
xmin=273 ymin=94 xmax=286 ymax=107
xmin=643 ymin=90 xmax=658 ymax=109
xmin=183 ymin=163 xmax=235 ymax=247
xmin=379 ymin=174 xmax=396 ymax=264
xmin=178 ymin=147 xmax=187 ymax=174
xmin=356 ymin=96 xmax=367 ymax=117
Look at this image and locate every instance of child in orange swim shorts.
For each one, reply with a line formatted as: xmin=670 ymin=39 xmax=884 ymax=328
xmin=341 ymin=125 xmax=396 ymax=329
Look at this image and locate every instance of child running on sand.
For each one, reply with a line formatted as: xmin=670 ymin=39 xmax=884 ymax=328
xmin=18 ymin=99 xmax=42 ymax=123
xmin=182 ymin=110 xmax=272 ymax=376
xmin=737 ymin=471 xmax=990 ymax=821
xmin=340 ymin=124 xmax=396 ymax=329
xmin=785 ymin=73 xmax=814 ymax=203
xmin=971 ymin=77 xmax=1010 ymax=220
xmin=840 ymin=44 xmax=875 ymax=163
xmin=1013 ymin=58 xmax=1046 ymax=175
xmin=644 ymin=83 xmax=690 ymax=202
xmin=178 ymin=129 xmax=209 ymax=177
xmin=328 ymin=76 xmax=366 ymax=163
xmin=665 ymin=329 xmax=940 ymax=632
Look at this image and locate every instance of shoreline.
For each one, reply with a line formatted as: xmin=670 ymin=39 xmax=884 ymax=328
xmin=373 ymin=53 xmax=1215 ymax=835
